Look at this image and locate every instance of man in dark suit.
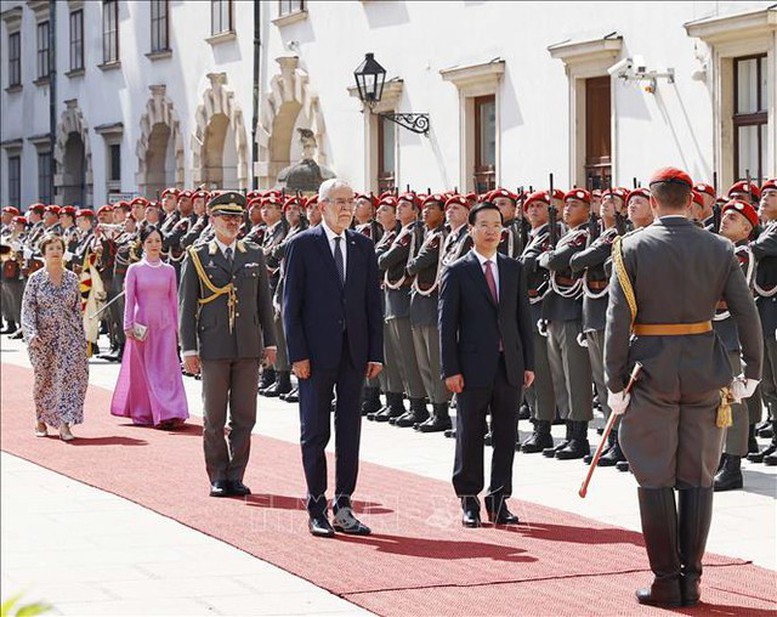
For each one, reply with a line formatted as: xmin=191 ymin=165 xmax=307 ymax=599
xmin=283 ymin=178 xmax=383 ymax=538
xmin=179 ymin=192 xmax=277 ymax=498
xmin=605 ymin=168 xmax=762 ymax=608
xmin=439 ymin=201 xmax=535 ymax=528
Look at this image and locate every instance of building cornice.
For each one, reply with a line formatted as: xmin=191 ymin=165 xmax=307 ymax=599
xmin=440 ymin=58 xmax=505 ymax=91
xmin=0 ymin=6 xmax=23 ymax=29
xmin=548 ymin=31 xmax=623 ymax=65
xmin=684 ymin=5 xmax=777 ymax=45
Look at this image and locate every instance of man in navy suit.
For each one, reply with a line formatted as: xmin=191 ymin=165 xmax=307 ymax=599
xmin=283 ymin=178 xmax=384 ymax=537
xmin=439 ymin=201 xmax=535 ymax=527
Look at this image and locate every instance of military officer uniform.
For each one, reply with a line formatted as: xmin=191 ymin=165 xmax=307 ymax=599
xmin=1 ymin=208 xmax=24 ymax=335
xmin=375 ymin=194 xmax=427 ymax=422
xmin=179 ymin=192 xmax=277 ymax=496
xmin=604 ymin=167 xmax=762 ymax=608
xmin=537 ymin=189 xmax=594 ymax=460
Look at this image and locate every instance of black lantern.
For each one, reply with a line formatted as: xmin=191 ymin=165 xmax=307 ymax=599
xmin=353 ymin=53 xmax=386 ymax=107
xmin=353 ymin=53 xmax=429 ymax=136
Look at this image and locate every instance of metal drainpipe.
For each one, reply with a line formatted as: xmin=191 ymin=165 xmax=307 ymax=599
xmin=49 ymin=0 xmax=57 ymax=203
xmin=251 ymin=1 xmax=261 ymax=190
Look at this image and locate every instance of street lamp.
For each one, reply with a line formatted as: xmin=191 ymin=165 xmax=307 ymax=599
xmin=353 ymin=53 xmax=429 ymax=136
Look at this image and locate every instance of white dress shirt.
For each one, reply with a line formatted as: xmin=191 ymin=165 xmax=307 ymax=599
xmin=322 ymin=222 xmax=347 ymax=278
xmin=214 ymin=237 xmax=237 ymax=259
xmin=472 ymin=249 xmax=500 ymax=299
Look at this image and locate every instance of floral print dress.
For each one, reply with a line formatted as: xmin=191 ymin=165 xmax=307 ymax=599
xmin=21 ymin=268 xmax=89 ymax=427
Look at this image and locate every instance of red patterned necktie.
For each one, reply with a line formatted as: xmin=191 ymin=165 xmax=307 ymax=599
xmin=484 ymin=260 xmax=498 ymax=303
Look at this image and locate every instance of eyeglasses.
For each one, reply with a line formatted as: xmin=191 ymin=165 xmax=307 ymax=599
xmin=323 ymin=198 xmax=356 ymax=211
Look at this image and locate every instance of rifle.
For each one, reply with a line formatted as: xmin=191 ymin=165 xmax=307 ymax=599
xmin=548 ymin=173 xmax=558 ymax=247
xmin=614 ymin=210 xmax=628 ymax=236
xmin=712 ymin=202 xmax=722 ymax=234
xmin=587 ymin=209 xmax=601 ymax=245
xmin=747 ymin=169 xmax=754 ymax=205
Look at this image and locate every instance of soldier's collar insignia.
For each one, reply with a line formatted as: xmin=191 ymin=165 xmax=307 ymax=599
xmin=208 ymin=241 xmax=218 ymax=255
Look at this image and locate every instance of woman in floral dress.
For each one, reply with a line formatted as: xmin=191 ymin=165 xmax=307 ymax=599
xmin=21 ymin=234 xmax=89 ymax=441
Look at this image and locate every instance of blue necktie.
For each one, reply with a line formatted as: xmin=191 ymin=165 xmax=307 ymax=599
xmin=334 ymin=236 xmax=345 ymax=285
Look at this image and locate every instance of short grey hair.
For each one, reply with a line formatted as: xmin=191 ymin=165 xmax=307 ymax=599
xmin=319 ymin=178 xmax=353 ymax=203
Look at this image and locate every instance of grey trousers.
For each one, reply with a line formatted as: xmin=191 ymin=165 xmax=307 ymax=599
xmin=724 ymin=351 xmax=748 ymax=457
xmin=620 ymin=383 xmax=723 ymax=488
xmin=586 ymin=329 xmax=612 ymax=418
xmin=759 ymin=337 xmax=777 ymax=414
xmin=272 ymin=311 xmax=290 ymax=372
xmin=378 ymin=320 xmax=403 ymax=394
xmin=1 ymin=279 xmax=23 ymax=323
xmin=411 ymin=324 xmax=450 ymax=404
xmin=386 ymin=317 xmax=426 ymax=399
xmin=525 ymin=329 xmax=556 ymax=422
xmin=547 ymin=319 xmax=593 ymax=421
xmin=201 ymin=358 xmax=261 ymax=483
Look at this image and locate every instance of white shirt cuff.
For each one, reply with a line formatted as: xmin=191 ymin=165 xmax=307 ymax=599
xmin=182 ymin=350 xmax=198 ymax=357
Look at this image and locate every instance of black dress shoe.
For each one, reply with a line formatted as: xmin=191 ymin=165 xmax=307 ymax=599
xmin=461 ymin=508 xmax=482 ymax=528
xmin=227 ymin=480 xmax=252 ymax=496
xmin=209 ymin=480 xmax=230 ymax=497
xmin=308 ymin=515 xmax=335 ymax=537
xmin=616 ymin=460 xmax=631 ymax=472
xmin=332 ymin=508 xmax=371 ymax=535
xmin=487 ymin=507 xmax=520 ymax=525
xmin=444 ymin=428 xmax=457 ymax=438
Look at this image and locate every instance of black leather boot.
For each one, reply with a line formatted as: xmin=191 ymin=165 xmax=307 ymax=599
xmin=555 ymin=421 xmax=590 ymax=460
xmin=598 ymin=430 xmax=626 ymax=466
xmin=543 ymin=421 xmax=571 ymax=457
xmin=748 ymin=420 xmax=777 ymax=463
xmin=361 ymin=387 xmax=382 ymax=415
xmin=416 ymin=403 xmax=452 ymax=433
xmin=585 ymin=428 xmax=615 ymax=465
xmin=678 ymin=487 xmax=713 ymax=606
xmin=757 ymin=419 xmax=774 ymax=439
xmin=713 ymin=454 xmax=742 ymax=491
xmin=258 ymin=367 xmax=276 ymax=394
xmin=0 ymin=320 xmax=16 ymax=334
xmin=262 ymin=371 xmax=292 ymax=397
xmin=394 ymin=398 xmax=429 ymax=427
xmin=518 ymin=403 xmax=531 ymax=420
xmin=747 ymin=423 xmax=759 ymax=455
xmin=373 ymin=392 xmax=405 ymax=423
xmin=280 ymin=386 xmax=299 ymax=403
xmin=521 ymin=420 xmax=553 ymax=453
xmin=635 ymin=487 xmax=683 ymax=607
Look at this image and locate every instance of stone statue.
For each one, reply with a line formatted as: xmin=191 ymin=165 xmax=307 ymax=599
xmin=275 ymin=129 xmax=336 ymax=193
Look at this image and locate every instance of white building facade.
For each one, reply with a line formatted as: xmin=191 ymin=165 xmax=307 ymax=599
xmin=0 ymin=0 xmax=775 ymax=209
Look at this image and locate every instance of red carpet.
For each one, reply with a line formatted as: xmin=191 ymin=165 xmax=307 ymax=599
xmin=2 ymin=363 xmax=775 ymax=615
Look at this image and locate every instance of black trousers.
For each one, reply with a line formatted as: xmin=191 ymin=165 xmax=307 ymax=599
xmin=453 ymin=355 xmax=520 ymax=510
xmin=298 ymin=333 xmax=364 ymax=516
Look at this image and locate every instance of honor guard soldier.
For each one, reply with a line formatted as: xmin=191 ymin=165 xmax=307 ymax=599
xmin=403 ymin=193 xmax=451 ymax=431
xmin=519 ymin=191 xmax=560 ymax=452
xmin=440 ymin=194 xmax=473 ymax=268
xmin=159 ymin=188 xmax=182 ymax=254
xmin=163 ymin=190 xmax=197 ymax=280
xmin=374 ymin=193 xmax=427 ymax=423
xmin=354 ymin=193 xmax=383 ymax=244
xmin=258 ymin=193 xmax=289 ymax=395
xmin=569 ymin=189 xmax=625 ymax=467
xmin=490 ymin=188 xmax=525 ymax=258
xmin=713 ymin=200 xmax=759 ymax=490
xmin=262 ymin=196 xmax=308 ymax=398
xmin=25 ymin=204 xmax=46 ymax=246
xmin=1 ymin=207 xmax=24 ymax=337
xmin=179 ymin=191 xmax=277 ymax=498
xmin=366 ymin=196 xmax=405 ymax=419
xmin=244 ymin=196 xmax=266 ymax=244
xmin=626 ymin=188 xmax=654 ymax=230
xmin=693 ymin=183 xmax=717 ymax=228
xmin=58 ymin=206 xmax=79 ymax=270
xmin=728 ymin=180 xmax=761 ymax=207
xmin=604 ymin=167 xmax=762 ymax=608
xmin=749 ymin=178 xmax=777 ymax=465
xmin=42 ymin=205 xmax=62 ymax=235
xmin=537 ymin=188 xmax=594 ymax=460
xmin=181 ymin=189 xmax=212 ymax=249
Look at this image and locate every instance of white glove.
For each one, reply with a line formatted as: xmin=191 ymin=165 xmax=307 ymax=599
xmin=608 ymin=389 xmax=631 ymax=416
xmin=63 ymin=250 xmax=73 ymax=263
xmin=23 ymin=247 xmax=32 ymax=260
xmin=730 ymin=375 xmax=759 ymax=403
